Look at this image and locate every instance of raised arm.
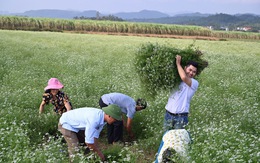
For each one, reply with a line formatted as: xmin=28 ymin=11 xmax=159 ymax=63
xmin=176 ymin=55 xmax=192 ymax=87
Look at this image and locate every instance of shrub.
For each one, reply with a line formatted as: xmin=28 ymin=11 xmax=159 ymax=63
xmin=134 ymin=42 xmax=208 ymax=96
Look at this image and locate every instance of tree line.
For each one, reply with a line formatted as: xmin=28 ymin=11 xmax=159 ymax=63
xmin=74 ymin=12 xmax=124 ymax=22
xmin=128 ymin=13 xmax=260 ymax=32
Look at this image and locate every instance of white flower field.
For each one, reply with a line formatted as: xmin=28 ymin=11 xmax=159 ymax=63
xmin=0 ymin=30 xmax=259 ymax=162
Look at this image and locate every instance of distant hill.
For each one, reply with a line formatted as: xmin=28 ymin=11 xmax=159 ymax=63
xmin=114 ymin=10 xmax=169 ymax=19
xmin=174 ymin=12 xmax=211 ymax=17
xmin=3 ymin=9 xmax=169 ymax=19
xmin=11 ymin=9 xmax=99 ymax=19
xmin=129 ymin=12 xmax=211 ymax=24
xmin=128 ymin=13 xmax=260 ymax=31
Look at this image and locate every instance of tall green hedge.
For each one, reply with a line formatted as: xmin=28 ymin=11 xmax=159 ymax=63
xmin=134 ymin=42 xmax=208 ymax=96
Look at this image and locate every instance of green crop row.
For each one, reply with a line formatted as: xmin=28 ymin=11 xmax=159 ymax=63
xmin=0 ymin=16 xmax=212 ymax=36
xmin=1 ymin=16 xmax=259 ymax=40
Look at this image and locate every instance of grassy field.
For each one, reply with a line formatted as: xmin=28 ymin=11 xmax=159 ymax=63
xmin=0 ymin=29 xmax=259 ymax=162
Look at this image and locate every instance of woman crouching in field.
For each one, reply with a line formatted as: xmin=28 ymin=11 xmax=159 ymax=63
xmin=39 ymin=78 xmax=72 ymax=115
xmin=39 ymin=78 xmax=87 ymax=152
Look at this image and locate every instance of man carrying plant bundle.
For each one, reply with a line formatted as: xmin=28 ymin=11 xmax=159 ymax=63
xmin=164 ymin=55 xmax=199 ymax=131
xmin=58 ymin=104 xmax=122 ymax=162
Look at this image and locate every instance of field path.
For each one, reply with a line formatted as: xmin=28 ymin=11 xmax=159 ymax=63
xmin=65 ymin=31 xmax=220 ymax=41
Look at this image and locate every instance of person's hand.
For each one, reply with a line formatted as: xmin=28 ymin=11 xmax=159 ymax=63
xmin=175 ymin=55 xmax=181 ymax=65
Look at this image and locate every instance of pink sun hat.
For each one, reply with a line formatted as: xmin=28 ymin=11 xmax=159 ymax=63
xmin=44 ymin=78 xmax=64 ymax=90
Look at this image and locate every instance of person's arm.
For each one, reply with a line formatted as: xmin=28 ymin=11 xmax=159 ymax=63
xmin=176 ymin=55 xmax=192 ymax=87
xmin=126 ymin=117 xmax=134 ymax=138
xmin=64 ymin=100 xmax=72 ymax=111
xmin=87 ymin=138 xmax=105 ymax=161
xmin=39 ymin=100 xmax=46 ymax=114
xmin=122 ymin=114 xmax=127 ymax=127
xmin=63 ymin=93 xmax=72 ymax=111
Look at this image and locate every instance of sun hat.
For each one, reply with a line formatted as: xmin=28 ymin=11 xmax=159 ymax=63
xmin=102 ymin=104 xmax=122 ymax=121
xmin=44 ymin=78 xmax=64 ymax=90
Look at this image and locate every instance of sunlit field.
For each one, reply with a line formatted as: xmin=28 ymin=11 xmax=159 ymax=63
xmin=0 ymin=30 xmax=259 ymax=162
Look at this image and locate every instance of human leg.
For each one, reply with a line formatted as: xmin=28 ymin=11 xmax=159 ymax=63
xmin=107 ymin=123 xmax=114 ymax=144
xmin=76 ymin=130 xmax=85 ymax=146
xmin=163 ymin=111 xmax=174 ymax=132
xmin=173 ymin=116 xmax=188 ymax=129
xmin=112 ymin=120 xmax=123 ymax=143
xmin=58 ymin=123 xmax=79 ymax=159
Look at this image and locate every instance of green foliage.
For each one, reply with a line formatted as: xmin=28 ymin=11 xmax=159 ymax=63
xmin=134 ymin=42 xmax=208 ymax=96
xmin=131 ymin=13 xmax=260 ymax=32
xmin=0 ymin=30 xmax=259 ymax=162
xmin=1 ymin=16 xmax=260 ymax=40
xmin=162 ymin=148 xmax=188 ymax=163
xmin=74 ymin=14 xmax=124 ymax=21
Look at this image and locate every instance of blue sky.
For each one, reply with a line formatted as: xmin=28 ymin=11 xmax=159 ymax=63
xmin=1 ymin=0 xmax=260 ymax=15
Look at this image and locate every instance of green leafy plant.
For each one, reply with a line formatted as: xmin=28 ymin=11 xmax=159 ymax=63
xmin=134 ymin=42 xmax=208 ymax=96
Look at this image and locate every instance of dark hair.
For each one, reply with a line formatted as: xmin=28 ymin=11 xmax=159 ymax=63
xmin=45 ymin=89 xmax=51 ymax=93
xmin=186 ymin=61 xmax=198 ymax=69
xmin=136 ymin=98 xmax=147 ymax=109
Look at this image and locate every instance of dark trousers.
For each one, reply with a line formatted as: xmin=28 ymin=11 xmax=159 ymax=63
xmin=76 ymin=130 xmax=85 ymax=146
xmin=107 ymin=120 xmax=123 ymax=144
xmin=99 ymin=97 xmax=123 ymax=144
xmin=99 ymin=97 xmax=108 ymax=108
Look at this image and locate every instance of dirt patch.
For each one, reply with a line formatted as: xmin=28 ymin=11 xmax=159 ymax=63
xmin=65 ymin=31 xmax=220 ymax=41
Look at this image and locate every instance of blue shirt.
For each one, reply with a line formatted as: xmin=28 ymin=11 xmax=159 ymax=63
xmin=101 ymin=92 xmax=136 ymax=119
xmin=59 ymin=107 xmax=105 ymax=144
